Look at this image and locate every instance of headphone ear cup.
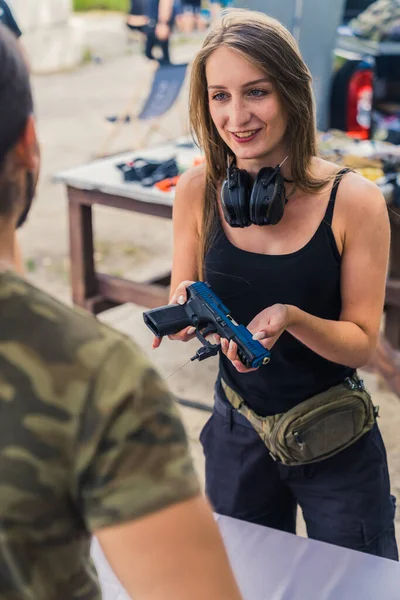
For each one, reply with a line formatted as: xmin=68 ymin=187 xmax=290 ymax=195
xmin=266 ymin=172 xmax=286 ymax=225
xmin=221 ymin=167 xmax=251 ymax=227
xmin=249 ymin=167 xmax=275 ymax=225
xmin=249 ymin=167 xmax=286 ymax=225
xmin=221 ymin=178 xmax=237 ymax=225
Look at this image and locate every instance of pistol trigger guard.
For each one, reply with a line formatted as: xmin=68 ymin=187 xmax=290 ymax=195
xmin=194 ymin=328 xmax=218 ymax=347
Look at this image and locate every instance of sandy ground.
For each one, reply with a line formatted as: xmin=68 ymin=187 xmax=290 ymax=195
xmin=19 ymin=14 xmax=400 ymax=546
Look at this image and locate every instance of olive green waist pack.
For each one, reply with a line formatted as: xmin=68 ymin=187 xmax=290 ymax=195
xmin=221 ymin=375 xmax=378 ymax=466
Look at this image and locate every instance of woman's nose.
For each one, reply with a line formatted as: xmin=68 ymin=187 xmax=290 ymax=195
xmin=228 ymin=98 xmax=251 ymax=129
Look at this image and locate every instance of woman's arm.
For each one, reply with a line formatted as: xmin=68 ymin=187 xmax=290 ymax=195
xmin=157 ymin=0 xmax=174 ymax=24
xmin=152 ymin=165 xmax=205 ymax=349
xmin=286 ymin=175 xmax=389 ymax=367
xmin=169 ymin=164 xmax=204 ymax=297
xmin=155 ymin=0 xmax=174 ymax=40
xmin=225 ymin=174 xmax=390 ymax=372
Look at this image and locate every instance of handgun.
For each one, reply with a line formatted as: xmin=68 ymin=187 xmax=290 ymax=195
xmin=143 ymin=281 xmax=270 ymax=368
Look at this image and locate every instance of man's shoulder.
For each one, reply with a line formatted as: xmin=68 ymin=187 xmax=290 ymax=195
xmin=0 ymin=272 xmax=132 ymax=379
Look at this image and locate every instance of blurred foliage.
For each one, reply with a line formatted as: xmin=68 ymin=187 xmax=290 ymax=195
xmin=25 ymin=258 xmax=36 ymax=273
xmin=73 ymin=0 xmax=128 ymax=11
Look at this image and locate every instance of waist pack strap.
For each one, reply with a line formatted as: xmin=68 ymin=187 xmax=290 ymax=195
xmin=220 ymin=374 xmax=370 ymax=447
xmin=220 ymin=378 xmax=282 ymax=440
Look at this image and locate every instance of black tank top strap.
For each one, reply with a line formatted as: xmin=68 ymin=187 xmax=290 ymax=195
xmin=324 ymin=168 xmax=352 ymax=226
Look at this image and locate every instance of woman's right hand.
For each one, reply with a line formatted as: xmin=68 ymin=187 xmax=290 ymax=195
xmin=152 ymin=280 xmax=196 ymax=349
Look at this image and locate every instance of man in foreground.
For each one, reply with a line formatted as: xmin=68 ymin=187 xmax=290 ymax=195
xmin=0 ymin=25 xmax=242 ymax=600
xmin=0 ymin=0 xmax=25 ymax=272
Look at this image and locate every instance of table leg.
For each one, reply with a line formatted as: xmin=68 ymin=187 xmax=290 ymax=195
xmin=66 ymin=186 xmax=172 ymax=314
xmin=68 ymin=188 xmax=97 ymax=308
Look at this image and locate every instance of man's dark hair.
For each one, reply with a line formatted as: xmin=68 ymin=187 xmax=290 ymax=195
xmin=0 ymin=24 xmax=33 ymax=167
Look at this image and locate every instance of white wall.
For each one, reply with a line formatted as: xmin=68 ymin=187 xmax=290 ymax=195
xmin=8 ymin=0 xmax=73 ymax=31
xmin=7 ymin=0 xmax=84 ymax=74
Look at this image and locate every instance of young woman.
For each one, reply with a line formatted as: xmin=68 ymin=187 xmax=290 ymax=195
xmin=153 ymin=9 xmax=398 ymax=559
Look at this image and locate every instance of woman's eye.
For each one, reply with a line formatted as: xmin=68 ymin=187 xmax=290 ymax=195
xmin=212 ymin=92 xmax=228 ymax=101
xmin=248 ymin=89 xmax=268 ymax=97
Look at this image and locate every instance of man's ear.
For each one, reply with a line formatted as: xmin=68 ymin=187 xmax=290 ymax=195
xmin=14 ymin=115 xmax=39 ymax=171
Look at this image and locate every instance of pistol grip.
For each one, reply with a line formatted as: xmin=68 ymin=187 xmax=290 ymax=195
xmin=143 ymin=304 xmax=191 ymax=337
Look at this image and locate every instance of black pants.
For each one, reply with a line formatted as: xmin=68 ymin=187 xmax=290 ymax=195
xmin=200 ymin=387 xmax=399 ymax=560
xmin=129 ymin=0 xmax=145 ymax=15
xmin=144 ymin=26 xmax=170 ymax=65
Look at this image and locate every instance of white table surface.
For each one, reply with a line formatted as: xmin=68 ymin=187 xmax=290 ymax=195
xmin=91 ymin=513 xmax=400 ymax=600
xmin=55 ymin=140 xmax=201 ymax=207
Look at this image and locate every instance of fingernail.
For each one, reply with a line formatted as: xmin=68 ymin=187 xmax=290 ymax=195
xmin=187 ymin=326 xmax=196 ymax=335
xmin=178 ymin=295 xmax=185 ymax=305
xmin=214 ymin=335 xmax=220 ymax=344
xmin=229 ymin=340 xmax=234 ymax=350
xmin=252 ymin=332 xmax=265 ymax=340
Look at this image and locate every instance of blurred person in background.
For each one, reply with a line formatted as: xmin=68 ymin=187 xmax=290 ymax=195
xmin=144 ymin=0 xmax=175 ymax=64
xmin=126 ymin=0 xmax=149 ymax=33
xmin=0 ymin=25 xmax=243 ymax=600
xmin=209 ymin=0 xmax=234 ymax=25
xmin=175 ymin=0 xmax=207 ymax=34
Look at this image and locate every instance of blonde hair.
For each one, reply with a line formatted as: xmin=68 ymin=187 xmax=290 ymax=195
xmin=189 ymin=8 xmax=334 ymax=278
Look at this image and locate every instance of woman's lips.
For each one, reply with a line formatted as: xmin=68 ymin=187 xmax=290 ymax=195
xmin=230 ymin=129 xmax=261 ymax=143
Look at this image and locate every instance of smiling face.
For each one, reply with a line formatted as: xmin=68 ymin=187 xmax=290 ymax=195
xmin=206 ymin=46 xmax=289 ymax=174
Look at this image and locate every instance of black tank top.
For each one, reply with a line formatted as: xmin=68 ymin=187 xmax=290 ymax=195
xmin=204 ymin=169 xmax=355 ymax=416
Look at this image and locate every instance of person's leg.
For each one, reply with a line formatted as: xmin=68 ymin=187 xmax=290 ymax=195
xmin=178 ymin=5 xmax=196 ymax=33
xmin=209 ymin=0 xmax=222 ymax=24
xmin=159 ymin=36 xmax=170 ymax=65
xmin=193 ymin=4 xmax=207 ymax=32
xmin=127 ymin=0 xmax=149 ymax=30
xmin=173 ymin=0 xmax=184 ymax=32
xmin=200 ymin=390 xmax=297 ymax=532
xmin=144 ymin=26 xmax=157 ymax=60
xmin=285 ymin=424 xmax=398 ymax=560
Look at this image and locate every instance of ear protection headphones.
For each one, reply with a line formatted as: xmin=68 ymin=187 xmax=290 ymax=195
xmin=220 ymin=156 xmax=294 ymax=228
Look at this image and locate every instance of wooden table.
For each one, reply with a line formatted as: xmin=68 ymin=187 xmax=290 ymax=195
xmin=56 ymin=142 xmax=200 ymax=314
xmin=57 ymin=145 xmax=400 ymax=355
xmin=91 ymin=514 xmax=400 ymax=600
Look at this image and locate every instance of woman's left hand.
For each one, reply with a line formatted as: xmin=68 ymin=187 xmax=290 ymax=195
xmin=218 ymin=304 xmax=291 ymax=373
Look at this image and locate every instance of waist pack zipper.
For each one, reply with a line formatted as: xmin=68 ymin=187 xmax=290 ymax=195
xmin=291 ymin=399 xmax=363 ymax=450
xmin=270 ymin=397 xmax=364 ymax=454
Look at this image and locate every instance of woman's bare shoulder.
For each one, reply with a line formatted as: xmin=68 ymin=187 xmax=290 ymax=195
xmin=313 ymin=158 xmax=388 ymax=229
xmin=314 ymin=157 xmax=386 ymax=204
xmin=311 ymin=156 xmax=342 ymax=179
xmin=176 ymin=163 xmax=207 ymax=199
xmin=174 ymin=164 xmax=207 ymax=231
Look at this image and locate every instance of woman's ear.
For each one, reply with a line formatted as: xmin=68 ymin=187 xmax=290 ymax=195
xmin=14 ymin=115 xmax=39 ymax=172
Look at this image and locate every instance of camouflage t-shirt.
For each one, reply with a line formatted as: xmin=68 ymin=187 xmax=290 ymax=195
xmin=0 ymin=272 xmax=200 ymax=599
